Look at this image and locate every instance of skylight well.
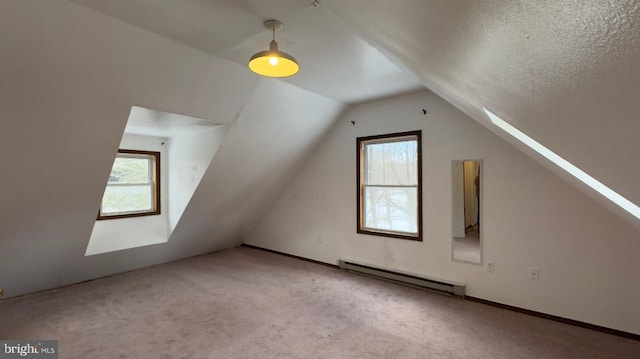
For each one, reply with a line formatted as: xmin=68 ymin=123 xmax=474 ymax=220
xmin=482 ymin=107 xmax=640 ymax=221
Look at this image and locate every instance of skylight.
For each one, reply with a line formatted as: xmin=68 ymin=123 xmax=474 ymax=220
xmin=482 ymin=107 xmax=640 ymax=221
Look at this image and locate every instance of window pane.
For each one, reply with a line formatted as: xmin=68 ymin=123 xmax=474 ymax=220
xmin=101 ymin=185 xmax=153 ymax=214
xmin=365 ymin=139 xmax=417 ymax=185
xmin=364 ymin=186 xmax=418 ymax=234
xmin=108 ymin=157 xmax=151 ymax=184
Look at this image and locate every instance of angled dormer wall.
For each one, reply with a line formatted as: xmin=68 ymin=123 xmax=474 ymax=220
xmin=0 ymin=0 xmax=343 ymax=299
xmin=86 ymin=107 xmax=228 ymax=256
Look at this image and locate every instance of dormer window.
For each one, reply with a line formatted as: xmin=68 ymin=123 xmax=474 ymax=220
xmin=97 ymin=149 xmax=160 ymax=220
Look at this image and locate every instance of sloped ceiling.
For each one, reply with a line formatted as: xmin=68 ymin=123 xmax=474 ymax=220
xmin=0 ymin=0 xmax=346 ymax=297
xmin=74 ymin=0 xmax=423 ymax=103
xmin=1 ymin=0 xmax=638 ymax=298
xmin=1 ymin=0 xmax=426 ymax=298
xmin=320 ymin=0 xmax=640 ymax=224
xmin=73 ymin=0 xmax=640 ymax=224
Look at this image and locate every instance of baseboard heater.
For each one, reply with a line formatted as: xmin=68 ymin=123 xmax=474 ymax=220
xmin=338 ymin=260 xmax=465 ymax=298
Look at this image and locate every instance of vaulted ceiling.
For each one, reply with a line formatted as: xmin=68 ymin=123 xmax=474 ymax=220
xmin=74 ymin=0 xmax=424 ymax=103
xmin=320 ymin=0 xmax=640 ymax=225
xmin=73 ymin=0 xmax=640 ymax=224
xmin=0 ymin=0 xmax=638 ymax=298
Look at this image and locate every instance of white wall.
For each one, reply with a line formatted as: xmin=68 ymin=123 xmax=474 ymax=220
xmin=168 ymin=125 xmax=228 ymax=231
xmin=0 ymin=0 xmax=343 ymax=298
xmin=247 ymin=90 xmax=640 ymax=335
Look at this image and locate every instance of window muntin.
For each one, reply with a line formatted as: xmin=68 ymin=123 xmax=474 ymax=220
xmin=357 ymin=131 xmax=422 ymax=240
xmin=98 ymin=150 xmax=160 ymax=220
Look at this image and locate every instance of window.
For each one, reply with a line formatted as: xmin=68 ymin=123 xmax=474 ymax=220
xmin=357 ymin=131 xmax=422 ymax=240
xmin=483 ymin=107 xmax=640 ymax=221
xmin=98 ymin=149 xmax=160 ymax=220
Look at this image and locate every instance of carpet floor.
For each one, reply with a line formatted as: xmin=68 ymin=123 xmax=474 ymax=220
xmin=1 ymin=246 xmax=638 ymax=358
xmin=452 ymin=229 xmax=481 ymax=263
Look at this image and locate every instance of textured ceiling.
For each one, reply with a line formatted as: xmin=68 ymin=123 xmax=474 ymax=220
xmin=69 ymin=0 xmax=640 ymax=223
xmin=321 ymin=0 xmax=640 ymax=222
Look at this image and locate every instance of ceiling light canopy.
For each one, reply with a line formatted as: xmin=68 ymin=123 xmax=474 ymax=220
xmin=249 ymin=20 xmax=299 ymax=78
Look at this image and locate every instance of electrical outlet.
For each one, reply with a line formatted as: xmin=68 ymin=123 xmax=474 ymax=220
xmin=487 ymin=261 xmax=495 ymax=272
xmin=529 ymin=268 xmax=540 ymax=280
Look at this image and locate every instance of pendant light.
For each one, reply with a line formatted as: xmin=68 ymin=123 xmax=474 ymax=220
xmin=248 ymin=19 xmax=299 ymax=78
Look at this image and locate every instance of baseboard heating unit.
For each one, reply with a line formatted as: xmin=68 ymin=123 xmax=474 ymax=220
xmin=338 ymin=259 xmax=465 ymax=298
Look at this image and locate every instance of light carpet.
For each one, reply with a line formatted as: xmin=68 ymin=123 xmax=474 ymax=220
xmin=1 ymin=247 xmax=638 ymax=358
